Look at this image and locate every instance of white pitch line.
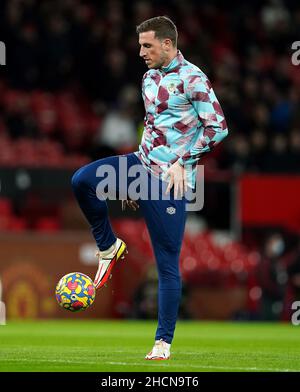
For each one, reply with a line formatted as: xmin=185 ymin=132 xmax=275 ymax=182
xmin=2 ymin=358 xmax=98 ymax=365
xmin=106 ymin=361 xmax=297 ymax=372
xmin=2 ymin=358 xmax=299 ymax=372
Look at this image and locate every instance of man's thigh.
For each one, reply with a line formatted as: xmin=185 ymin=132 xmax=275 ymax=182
xmin=86 ymin=153 xmax=141 ymax=199
xmin=140 ymin=196 xmax=187 ymax=253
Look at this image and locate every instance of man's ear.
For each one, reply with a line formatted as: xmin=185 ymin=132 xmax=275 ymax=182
xmin=162 ymin=38 xmax=172 ymax=51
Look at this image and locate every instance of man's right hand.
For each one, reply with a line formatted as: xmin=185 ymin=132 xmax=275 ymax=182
xmin=121 ymin=199 xmax=139 ymax=211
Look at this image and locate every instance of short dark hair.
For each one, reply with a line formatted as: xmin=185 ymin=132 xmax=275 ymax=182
xmin=136 ymin=16 xmax=178 ymax=47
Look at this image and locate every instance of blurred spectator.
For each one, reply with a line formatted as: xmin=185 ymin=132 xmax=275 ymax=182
xmin=288 ymin=129 xmax=300 ymax=173
xmin=131 ymin=264 xmax=190 ymax=320
xmin=252 ymin=103 xmax=271 ymax=130
xmin=287 ymin=239 xmax=300 ymax=303
xmin=257 ymin=232 xmax=288 ymax=320
xmin=264 ymin=133 xmax=291 ymax=172
xmin=40 ymin=14 xmax=73 ymax=90
xmin=261 ymin=0 xmax=290 ymax=32
xmin=4 ymin=93 xmax=38 ymax=139
xmin=131 ymin=265 xmax=158 ymax=319
xmin=222 ymin=135 xmax=250 ymax=174
xmin=91 ymin=85 xmax=140 ymax=158
xmin=0 ymin=0 xmax=299 ymax=173
xmin=248 ymin=129 xmax=268 ymax=171
xmin=8 ymin=24 xmax=41 ymax=90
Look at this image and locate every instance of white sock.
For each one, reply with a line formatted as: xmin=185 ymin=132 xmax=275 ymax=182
xmin=100 ymin=240 xmax=117 ymax=257
xmin=156 ymin=339 xmax=171 ymax=349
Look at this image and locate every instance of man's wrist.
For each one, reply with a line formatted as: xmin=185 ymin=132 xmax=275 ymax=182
xmin=177 ymin=158 xmax=185 ymax=167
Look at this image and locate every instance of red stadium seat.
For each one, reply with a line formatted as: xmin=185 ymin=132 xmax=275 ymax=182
xmin=34 ymin=217 xmax=61 ymax=232
xmin=8 ymin=216 xmax=28 ymax=232
xmin=0 ymin=198 xmax=13 ymax=214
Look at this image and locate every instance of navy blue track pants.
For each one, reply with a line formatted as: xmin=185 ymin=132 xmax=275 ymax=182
xmin=71 ymin=153 xmax=187 ymax=343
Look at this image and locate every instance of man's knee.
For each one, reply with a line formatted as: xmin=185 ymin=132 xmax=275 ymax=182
xmin=158 ymin=272 xmax=182 ymax=290
xmin=156 ymin=239 xmax=182 ymax=255
xmin=71 ymin=166 xmax=89 ymax=192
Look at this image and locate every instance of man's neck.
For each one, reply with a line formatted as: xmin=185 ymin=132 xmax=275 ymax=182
xmin=162 ymin=49 xmax=178 ymax=68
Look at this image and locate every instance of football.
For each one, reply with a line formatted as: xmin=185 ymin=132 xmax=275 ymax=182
xmin=55 ymin=272 xmax=96 ymax=312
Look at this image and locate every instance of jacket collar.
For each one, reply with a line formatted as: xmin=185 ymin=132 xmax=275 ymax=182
xmin=161 ymin=50 xmax=184 ymax=73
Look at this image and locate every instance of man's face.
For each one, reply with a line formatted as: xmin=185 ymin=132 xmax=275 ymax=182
xmin=139 ymin=31 xmax=169 ymax=69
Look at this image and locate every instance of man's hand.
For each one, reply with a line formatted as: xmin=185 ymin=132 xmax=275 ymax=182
xmin=164 ymin=161 xmax=188 ymax=198
xmin=121 ymin=199 xmax=139 ymax=211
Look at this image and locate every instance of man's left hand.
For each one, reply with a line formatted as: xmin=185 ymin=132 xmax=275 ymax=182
xmin=121 ymin=199 xmax=139 ymax=211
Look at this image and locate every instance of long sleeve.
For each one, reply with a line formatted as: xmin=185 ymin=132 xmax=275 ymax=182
xmin=178 ymin=74 xmax=228 ymax=167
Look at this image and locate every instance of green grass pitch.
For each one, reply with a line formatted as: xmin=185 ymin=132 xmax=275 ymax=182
xmin=0 ymin=320 xmax=300 ymax=372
